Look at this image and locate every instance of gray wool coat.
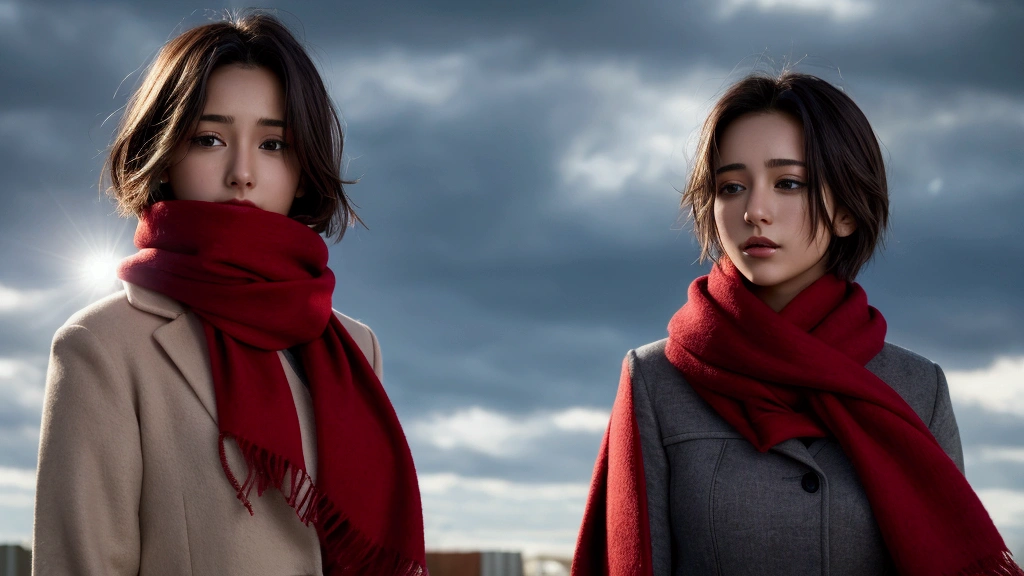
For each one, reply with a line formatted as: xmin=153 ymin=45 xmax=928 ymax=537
xmin=629 ymin=340 xmax=965 ymax=576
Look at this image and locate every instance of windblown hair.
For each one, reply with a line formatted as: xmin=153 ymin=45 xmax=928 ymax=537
xmin=106 ymin=10 xmax=359 ymax=239
xmin=682 ymin=72 xmax=889 ymax=280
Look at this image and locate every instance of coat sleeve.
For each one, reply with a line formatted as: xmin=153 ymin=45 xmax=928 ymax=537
xmin=928 ymin=363 xmax=965 ymax=474
xmin=33 ymin=324 xmax=143 ymax=576
xmin=628 ymin=351 xmax=672 ymax=576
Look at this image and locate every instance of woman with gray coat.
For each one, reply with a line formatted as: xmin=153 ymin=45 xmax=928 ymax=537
xmin=572 ymin=72 xmax=1023 ymax=576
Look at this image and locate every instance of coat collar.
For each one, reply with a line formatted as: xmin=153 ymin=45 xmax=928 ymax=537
xmin=124 ymin=281 xmax=219 ymax=424
xmin=123 ymin=280 xmax=185 ymax=320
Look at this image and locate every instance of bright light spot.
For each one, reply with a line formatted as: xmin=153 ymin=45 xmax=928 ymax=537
xmin=80 ymin=253 xmax=120 ymax=290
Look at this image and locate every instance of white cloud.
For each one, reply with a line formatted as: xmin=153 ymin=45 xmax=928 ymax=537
xmin=1 ymin=2 xmax=162 ymax=75
xmin=0 ymin=492 xmax=33 ymax=509
xmin=976 ymin=446 xmax=1024 ymax=465
xmin=557 ymin=63 xmax=714 ymax=200
xmin=411 ymin=406 xmax=608 ymax=458
xmin=946 ymin=356 xmax=1024 ymax=418
xmin=871 ymin=90 xmax=1024 ymax=144
xmin=0 ymin=357 xmax=45 ymax=412
xmin=0 ymin=468 xmax=35 ymax=542
xmin=717 ymin=0 xmax=876 ymax=21
xmin=325 ymin=45 xmax=713 ymax=204
xmin=978 ymin=489 xmax=1024 ymax=527
xmin=419 ymin=473 xmax=589 ymax=501
xmin=420 ymin=472 xmax=587 ymax=557
xmin=551 ymin=408 xmax=609 ymax=433
xmin=327 ymin=50 xmax=470 ymax=120
xmin=0 ymin=467 xmax=34 ymax=491
xmin=325 ymin=40 xmax=572 ymax=125
xmin=0 ymin=282 xmax=58 ymax=314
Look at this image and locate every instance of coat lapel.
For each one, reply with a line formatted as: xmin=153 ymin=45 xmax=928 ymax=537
xmin=124 ymin=282 xmax=219 ymax=424
xmin=771 ymin=438 xmax=825 ymax=474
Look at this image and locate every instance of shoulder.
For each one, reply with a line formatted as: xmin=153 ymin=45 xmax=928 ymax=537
xmin=867 ymin=342 xmax=943 ymax=423
xmin=333 ymin=310 xmax=382 ymax=376
xmin=629 ymin=338 xmax=672 ymax=382
xmin=867 ymin=342 xmax=938 ymax=383
xmin=624 ymin=338 xmax=737 ymax=437
xmin=56 ymin=285 xmax=174 ymax=346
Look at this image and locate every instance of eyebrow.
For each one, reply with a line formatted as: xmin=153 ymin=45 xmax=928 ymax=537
xmin=198 ymin=114 xmax=286 ymax=128
xmin=715 ymin=158 xmax=806 ymax=175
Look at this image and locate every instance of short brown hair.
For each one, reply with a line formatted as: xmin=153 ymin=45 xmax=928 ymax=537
xmin=106 ymin=10 xmax=359 ymax=239
xmin=682 ymin=72 xmax=889 ymax=280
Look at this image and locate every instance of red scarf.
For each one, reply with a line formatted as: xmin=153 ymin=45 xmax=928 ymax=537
xmin=118 ymin=200 xmax=426 ymax=576
xmin=572 ymin=360 xmax=652 ymax=576
xmin=575 ymin=259 xmax=1022 ymax=576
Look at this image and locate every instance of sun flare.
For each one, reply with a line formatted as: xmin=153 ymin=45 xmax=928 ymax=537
xmin=80 ymin=253 xmax=121 ymax=289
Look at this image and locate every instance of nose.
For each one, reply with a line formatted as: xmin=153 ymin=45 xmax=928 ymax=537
xmin=743 ymin=180 xmax=773 ymax=226
xmin=226 ymin=146 xmax=255 ymax=191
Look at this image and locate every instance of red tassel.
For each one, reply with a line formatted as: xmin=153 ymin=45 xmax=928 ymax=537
xmin=219 ymin=433 xmax=428 ymax=576
xmin=953 ymin=550 xmax=1024 ymax=576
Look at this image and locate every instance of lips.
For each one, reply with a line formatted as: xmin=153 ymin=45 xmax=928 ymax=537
xmin=741 ymin=236 xmax=780 ymax=250
xmin=221 ymin=198 xmax=258 ymax=209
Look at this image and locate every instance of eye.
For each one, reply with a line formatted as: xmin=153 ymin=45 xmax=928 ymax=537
xmin=260 ymin=139 xmax=288 ymax=151
xmin=190 ymin=135 xmax=223 ymax=147
xmin=777 ymin=179 xmax=806 ymax=191
xmin=718 ymin=183 xmax=745 ymax=195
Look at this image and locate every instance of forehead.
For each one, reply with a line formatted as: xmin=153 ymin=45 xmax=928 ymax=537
xmin=715 ymin=112 xmax=804 ymax=165
xmin=202 ymin=64 xmax=285 ymax=115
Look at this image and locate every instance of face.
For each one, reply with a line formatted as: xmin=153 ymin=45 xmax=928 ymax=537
xmin=164 ymin=64 xmax=302 ymax=215
xmin=713 ymin=112 xmax=854 ymax=311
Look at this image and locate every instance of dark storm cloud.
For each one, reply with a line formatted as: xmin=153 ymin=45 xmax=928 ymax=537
xmin=1 ymin=0 xmax=1023 ymax=549
xmin=1 ymin=0 xmax=1021 ymax=422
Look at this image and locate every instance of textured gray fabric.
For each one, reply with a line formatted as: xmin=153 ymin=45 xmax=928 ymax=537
xmin=629 ymin=340 xmax=964 ymax=576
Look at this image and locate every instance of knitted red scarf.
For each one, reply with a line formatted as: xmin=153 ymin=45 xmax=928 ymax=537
xmin=117 ymin=200 xmax=426 ymax=576
xmin=574 ymin=258 xmax=1022 ymax=576
xmin=572 ymin=360 xmax=652 ymax=576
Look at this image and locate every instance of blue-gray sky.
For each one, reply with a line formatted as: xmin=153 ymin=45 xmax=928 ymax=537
xmin=1 ymin=0 xmax=1023 ymax=557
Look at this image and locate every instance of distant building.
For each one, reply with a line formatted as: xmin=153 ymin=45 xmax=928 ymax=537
xmin=426 ymin=550 xmax=523 ymax=576
xmin=0 ymin=544 xmax=30 ymax=576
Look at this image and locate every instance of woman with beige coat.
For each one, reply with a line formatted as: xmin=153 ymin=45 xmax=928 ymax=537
xmin=33 ymin=12 xmax=426 ymax=576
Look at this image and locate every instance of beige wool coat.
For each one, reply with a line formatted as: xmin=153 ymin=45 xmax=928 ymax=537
xmin=33 ymin=282 xmax=384 ymax=576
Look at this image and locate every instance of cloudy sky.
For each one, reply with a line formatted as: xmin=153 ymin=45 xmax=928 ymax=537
xmin=1 ymin=0 xmax=1023 ymax=560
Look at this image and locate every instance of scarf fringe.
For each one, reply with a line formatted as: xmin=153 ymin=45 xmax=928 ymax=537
xmin=951 ymin=550 xmax=1024 ymax=576
xmin=219 ymin=433 xmax=428 ymax=576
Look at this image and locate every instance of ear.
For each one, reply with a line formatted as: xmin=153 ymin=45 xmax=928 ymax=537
xmin=294 ymin=187 xmax=305 ymax=199
xmin=833 ymin=207 xmax=857 ymax=238
xmin=159 ymin=170 xmax=169 ymax=184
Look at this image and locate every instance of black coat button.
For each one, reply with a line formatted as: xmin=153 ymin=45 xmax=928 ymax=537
xmin=802 ymin=472 xmax=820 ymax=493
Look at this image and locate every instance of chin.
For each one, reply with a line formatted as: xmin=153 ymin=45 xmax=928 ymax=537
xmin=733 ymin=263 xmax=787 ymax=288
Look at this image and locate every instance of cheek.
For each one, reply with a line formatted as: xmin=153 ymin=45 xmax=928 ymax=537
xmin=713 ymin=200 xmax=736 ymax=239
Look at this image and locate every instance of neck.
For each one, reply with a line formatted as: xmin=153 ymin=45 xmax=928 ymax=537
xmin=746 ymin=258 xmax=829 ymax=313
